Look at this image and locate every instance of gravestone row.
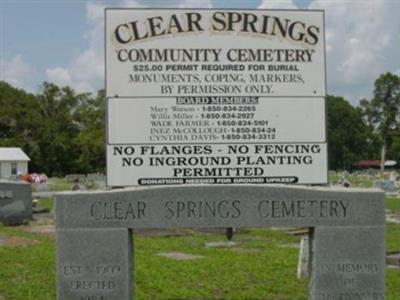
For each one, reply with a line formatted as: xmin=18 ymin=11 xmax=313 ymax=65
xmin=55 ymin=185 xmax=385 ymax=300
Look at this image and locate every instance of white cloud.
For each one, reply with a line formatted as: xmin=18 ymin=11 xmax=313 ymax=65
xmin=119 ymin=0 xmax=145 ymax=7
xmin=179 ymin=0 xmax=212 ymax=8
xmin=258 ymin=0 xmax=297 ymax=9
xmin=308 ymin=0 xmax=400 ymax=103
xmin=45 ymin=67 xmax=71 ymax=86
xmin=0 ymin=55 xmax=35 ymax=92
xmin=45 ymin=1 xmax=109 ymax=93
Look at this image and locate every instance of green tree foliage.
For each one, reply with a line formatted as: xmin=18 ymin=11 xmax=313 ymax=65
xmin=74 ymin=89 xmax=105 ymax=173
xmin=327 ymin=95 xmax=376 ymax=170
xmin=0 ymin=81 xmax=105 ymax=176
xmin=359 ymin=73 xmax=400 ymax=164
xmin=33 ymin=83 xmax=82 ymax=175
xmin=0 ymin=81 xmax=40 ymax=169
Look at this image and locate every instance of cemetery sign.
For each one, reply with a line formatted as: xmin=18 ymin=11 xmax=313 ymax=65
xmin=105 ymin=9 xmax=327 ymax=186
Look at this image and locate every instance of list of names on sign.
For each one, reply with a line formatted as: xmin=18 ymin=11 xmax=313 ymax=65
xmin=108 ymin=97 xmax=325 ymax=144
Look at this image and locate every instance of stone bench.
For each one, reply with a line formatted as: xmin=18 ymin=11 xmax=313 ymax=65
xmin=55 ymin=185 xmax=385 ymax=300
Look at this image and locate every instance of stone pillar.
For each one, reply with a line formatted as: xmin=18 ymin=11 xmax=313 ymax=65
xmin=56 ymin=228 xmax=133 ymax=300
xmin=309 ymin=226 xmax=385 ymax=300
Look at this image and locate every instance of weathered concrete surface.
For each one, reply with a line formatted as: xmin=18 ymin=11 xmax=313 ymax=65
xmin=55 ymin=185 xmax=385 ymax=229
xmin=57 ymin=228 xmax=132 ymax=300
xmin=310 ymin=226 xmax=385 ymax=300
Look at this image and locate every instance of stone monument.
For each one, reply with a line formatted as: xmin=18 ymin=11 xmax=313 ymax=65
xmin=55 ymin=185 xmax=385 ymax=300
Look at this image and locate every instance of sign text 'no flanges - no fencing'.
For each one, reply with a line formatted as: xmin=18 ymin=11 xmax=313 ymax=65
xmin=105 ymin=8 xmax=328 ymax=187
xmin=56 ymin=185 xmax=386 ymax=300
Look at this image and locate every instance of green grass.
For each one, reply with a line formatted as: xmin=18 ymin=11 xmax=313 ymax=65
xmin=387 ymin=223 xmax=400 ymax=252
xmin=0 ymin=225 xmax=399 ymax=300
xmin=135 ymin=229 xmax=307 ymax=300
xmin=0 ymin=226 xmax=56 ymax=300
xmin=37 ymin=198 xmax=53 ymax=211
xmin=385 ymin=197 xmax=400 ymax=214
xmin=329 ymin=173 xmax=341 ymax=185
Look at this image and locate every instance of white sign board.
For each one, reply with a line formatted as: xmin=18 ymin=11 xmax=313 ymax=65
xmin=105 ymin=8 xmax=328 ymax=186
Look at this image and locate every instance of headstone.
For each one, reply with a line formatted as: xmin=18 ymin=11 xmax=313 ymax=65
xmin=86 ymin=173 xmax=106 ymax=190
xmin=389 ymin=171 xmax=397 ymax=182
xmin=373 ymin=180 xmax=396 ymax=193
xmin=94 ymin=180 xmax=106 ymax=190
xmin=86 ymin=173 xmax=105 ymax=182
xmin=65 ymin=174 xmax=86 ymax=183
xmin=156 ymin=252 xmax=204 ymax=260
xmin=0 ymin=181 xmax=32 ymax=225
xmin=55 ymin=185 xmax=386 ymax=300
xmin=205 ymin=241 xmax=236 ymax=248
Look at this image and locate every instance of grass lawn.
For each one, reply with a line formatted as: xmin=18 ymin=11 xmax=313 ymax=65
xmin=385 ymin=197 xmax=400 ymax=214
xmin=0 ymin=224 xmax=399 ymax=300
xmin=37 ymin=198 xmax=53 ymax=211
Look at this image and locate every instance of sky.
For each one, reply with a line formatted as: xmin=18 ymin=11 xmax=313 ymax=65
xmin=1 ymin=0 xmax=399 ymax=106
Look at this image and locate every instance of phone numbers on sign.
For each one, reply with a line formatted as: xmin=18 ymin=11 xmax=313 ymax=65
xmin=201 ymin=113 xmax=255 ymax=119
xmin=217 ymin=120 xmax=269 ymax=126
xmin=202 ymin=106 xmax=256 ymax=112
xmin=231 ymin=127 xmax=276 ymax=134
xmin=222 ymin=133 xmax=276 ymax=140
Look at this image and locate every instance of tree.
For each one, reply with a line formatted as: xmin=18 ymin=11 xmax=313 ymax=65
xmin=327 ymin=95 xmax=374 ymax=170
xmin=360 ymin=73 xmax=400 ymax=168
xmin=1 ymin=81 xmax=107 ymax=175
xmin=0 ymin=81 xmax=42 ymax=171
xmin=74 ymin=89 xmax=106 ymax=173
xmin=33 ymin=82 xmax=82 ymax=176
